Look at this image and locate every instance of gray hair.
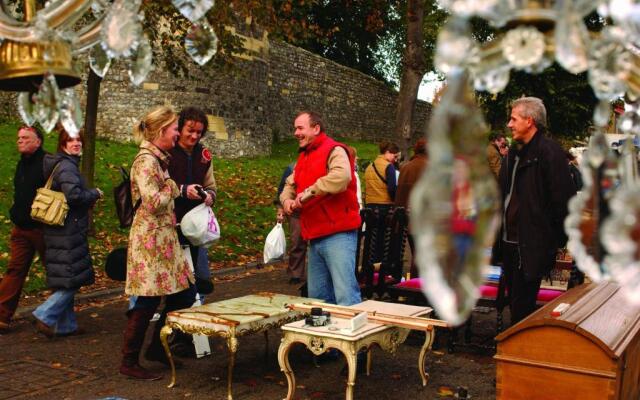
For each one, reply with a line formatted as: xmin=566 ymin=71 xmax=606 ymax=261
xmin=511 ymin=97 xmax=547 ymax=131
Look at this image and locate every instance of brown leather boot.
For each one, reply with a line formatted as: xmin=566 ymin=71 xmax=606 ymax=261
xmin=119 ymin=308 xmax=162 ymax=381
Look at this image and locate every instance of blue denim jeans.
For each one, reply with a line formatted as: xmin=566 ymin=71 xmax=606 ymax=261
xmin=33 ymin=288 xmax=78 ymax=334
xmin=308 ymin=230 xmax=361 ymax=306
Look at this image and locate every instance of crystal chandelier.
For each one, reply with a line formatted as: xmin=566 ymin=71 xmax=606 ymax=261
xmin=0 ymin=0 xmax=220 ymax=136
xmin=411 ymin=0 xmax=640 ymax=323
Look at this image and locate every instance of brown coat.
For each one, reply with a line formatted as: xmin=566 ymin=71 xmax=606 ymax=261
xmin=395 ymin=153 xmax=428 ymax=209
xmin=487 ymin=142 xmax=502 ymax=179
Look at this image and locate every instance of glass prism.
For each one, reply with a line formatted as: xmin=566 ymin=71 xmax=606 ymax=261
xmin=554 ymin=2 xmax=589 ymax=74
xmin=90 ymin=44 xmax=112 ymax=78
xmin=128 ymin=36 xmax=153 ymax=86
xmin=602 ymin=183 xmax=640 ymax=304
xmin=59 ymin=88 xmax=84 ymax=138
xmin=410 ymin=73 xmax=500 ymax=325
xmin=172 ymin=0 xmax=215 ymax=23
xmin=502 ymin=26 xmax=545 ymax=70
xmin=434 ymin=18 xmax=479 ymax=75
xmin=17 ymin=92 xmax=36 ymax=127
xmin=185 ymin=20 xmax=219 ymax=66
xmin=101 ymin=0 xmax=143 ymax=58
xmin=33 ymin=73 xmax=60 ymax=133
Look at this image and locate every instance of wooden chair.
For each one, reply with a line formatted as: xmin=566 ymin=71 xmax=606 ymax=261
xmin=355 ymin=207 xmax=408 ymax=299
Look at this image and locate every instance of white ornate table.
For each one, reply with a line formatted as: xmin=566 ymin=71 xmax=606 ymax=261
xmin=277 ymin=301 xmax=434 ymax=400
xmin=160 ymin=292 xmax=321 ymax=400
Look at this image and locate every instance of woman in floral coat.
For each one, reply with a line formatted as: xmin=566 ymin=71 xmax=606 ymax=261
xmin=119 ymin=106 xmax=195 ymax=381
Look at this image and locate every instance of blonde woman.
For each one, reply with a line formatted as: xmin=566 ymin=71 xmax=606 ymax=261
xmin=119 ymin=106 xmax=195 ymax=380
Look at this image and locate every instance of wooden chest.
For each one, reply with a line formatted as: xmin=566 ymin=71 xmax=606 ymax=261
xmin=495 ymin=282 xmax=640 ymax=400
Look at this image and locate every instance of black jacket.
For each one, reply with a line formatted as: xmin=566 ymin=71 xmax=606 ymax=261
xmin=493 ymin=132 xmax=576 ymax=280
xmin=10 ymin=147 xmax=46 ymax=229
xmin=42 ymin=152 xmax=100 ymax=289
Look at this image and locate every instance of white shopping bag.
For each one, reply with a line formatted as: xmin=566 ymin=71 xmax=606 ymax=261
xmin=181 ymin=203 xmax=220 ymax=247
xmin=263 ymin=222 xmax=286 ymax=264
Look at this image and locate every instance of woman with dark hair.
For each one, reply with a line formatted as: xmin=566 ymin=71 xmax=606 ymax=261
xmin=364 ymin=141 xmax=399 ymax=262
xmin=32 ymin=126 xmax=103 ymax=338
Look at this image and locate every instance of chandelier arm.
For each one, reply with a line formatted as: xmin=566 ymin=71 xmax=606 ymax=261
xmin=71 ymin=15 xmax=105 ymax=53
xmin=41 ymin=0 xmax=94 ymax=31
xmin=0 ymin=0 xmax=91 ymax=41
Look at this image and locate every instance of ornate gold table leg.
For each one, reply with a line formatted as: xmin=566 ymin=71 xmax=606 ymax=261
xmin=335 ymin=344 xmax=357 ymax=400
xmin=226 ymin=333 xmax=239 ymax=400
xmin=160 ymin=324 xmax=176 ymax=388
xmin=366 ymin=347 xmax=372 ymax=376
xmin=277 ymin=335 xmax=295 ymax=400
xmin=418 ymin=329 xmax=435 ymax=387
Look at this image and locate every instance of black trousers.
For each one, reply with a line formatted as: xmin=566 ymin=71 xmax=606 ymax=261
xmin=502 ymin=241 xmax=542 ymax=325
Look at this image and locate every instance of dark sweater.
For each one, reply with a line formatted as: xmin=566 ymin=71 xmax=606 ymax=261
xmin=10 ymin=147 xmax=46 ymax=229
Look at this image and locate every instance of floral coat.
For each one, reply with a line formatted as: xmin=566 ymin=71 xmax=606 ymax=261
xmin=125 ymin=141 xmax=193 ymax=296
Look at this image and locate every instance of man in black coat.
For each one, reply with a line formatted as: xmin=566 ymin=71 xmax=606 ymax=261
xmin=0 ymin=126 xmax=46 ymax=332
xmin=494 ymin=97 xmax=576 ymax=325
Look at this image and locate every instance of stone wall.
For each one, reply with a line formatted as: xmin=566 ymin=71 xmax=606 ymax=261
xmin=0 ymin=35 xmax=432 ymax=158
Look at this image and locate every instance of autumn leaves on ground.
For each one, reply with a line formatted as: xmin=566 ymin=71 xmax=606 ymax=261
xmin=0 ymin=121 xmax=378 ymax=297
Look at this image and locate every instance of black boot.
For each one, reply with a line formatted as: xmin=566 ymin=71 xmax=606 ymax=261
xmin=119 ymin=308 xmax=162 ymax=381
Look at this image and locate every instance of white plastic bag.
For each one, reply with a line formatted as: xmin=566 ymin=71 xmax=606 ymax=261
xmin=180 ymin=203 xmax=220 ymax=247
xmin=263 ymin=222 xmax=286 ymax=264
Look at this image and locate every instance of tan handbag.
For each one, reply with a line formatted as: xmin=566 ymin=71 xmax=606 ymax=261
xmin=30 ymin=163 xmax=69 ymax=226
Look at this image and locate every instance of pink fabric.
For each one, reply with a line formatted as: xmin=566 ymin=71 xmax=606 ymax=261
xmin=537 ymin=289 xmax=564 ymax=302
xmin=392 ymin=278 xmax=564 ymax=303
xmin=480 ymin=285 xmax=498 ymax=299
xmin=394 ymin=277 xmax=421 ymax=289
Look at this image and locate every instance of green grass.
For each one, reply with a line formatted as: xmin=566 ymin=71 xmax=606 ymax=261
xmin=0 ymin=124 xmax=377 ymax=294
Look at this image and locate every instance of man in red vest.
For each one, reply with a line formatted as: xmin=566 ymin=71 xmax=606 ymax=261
xmin=280 ymin=111 xmax=362 ymax=306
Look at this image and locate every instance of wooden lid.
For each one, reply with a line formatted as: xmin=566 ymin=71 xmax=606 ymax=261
xmin=496 ymin=282 xmax=640 ymax=358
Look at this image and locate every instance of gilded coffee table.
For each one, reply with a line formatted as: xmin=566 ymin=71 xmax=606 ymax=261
xmin=277 ymin=301 xmax=434 ymax=400
xmin=160 ymin=292 xmax=321 ymax=400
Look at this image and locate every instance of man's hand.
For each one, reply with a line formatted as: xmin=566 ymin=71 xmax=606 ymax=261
xmin=293 ymin=192 xmax=305 ymax=210
xmin=185 ymin=184 xmax=203 ymax=200
xmin=276 ymin=207 xmax=285 ymax=223
xmin=204 ymin=192 xmax=214 ymax=206
xmin=283 ymin=199 xmax=297 ymax=215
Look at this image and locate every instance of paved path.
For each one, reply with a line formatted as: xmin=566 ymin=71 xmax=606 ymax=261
xmin=0 ymin=265 xmax=496 ymax=400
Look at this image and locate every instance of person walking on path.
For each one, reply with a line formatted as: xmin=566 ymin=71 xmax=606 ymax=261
xmin=492 ymin=97 xmax=576 ymax=325
xmin=119 ymin=106 xmax=195 ymax=381
xmin=364 ymin=141 xmax=399 ymax=263
xmin=168 ymin=107 xmax=216 ymax=298
xmin=275 ymin=162 xmax=307 ymax=285
xmin=32 ymin=127 xmax=103 ymax=338
xmin=0 ymin=126 xmax=46 ymax=332
xmin=280 ymin=111 xmax=361 ymax=306
xmin=395 ymin=138 xmax=428 ymax=278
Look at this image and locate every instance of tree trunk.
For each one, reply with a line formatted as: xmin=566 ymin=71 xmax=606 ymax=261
xmin=82 ymin=69 xmax=101 ymax=186
xmin=82 ymin=69 xmax=102 ymax=236
xmin=394 ymin=0 xmax=426 ymax=160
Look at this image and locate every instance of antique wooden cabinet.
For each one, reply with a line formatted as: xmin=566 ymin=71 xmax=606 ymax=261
xmin=495 ymin=282 xmax=640 ymax=400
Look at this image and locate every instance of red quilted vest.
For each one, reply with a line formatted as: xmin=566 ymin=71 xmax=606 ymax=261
xmin=294 ymin=133 xmax=361 ymax=240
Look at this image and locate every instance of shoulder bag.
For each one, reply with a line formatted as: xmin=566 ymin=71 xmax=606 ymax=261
xmin=30 ymin=163 xmax=69 ymax=226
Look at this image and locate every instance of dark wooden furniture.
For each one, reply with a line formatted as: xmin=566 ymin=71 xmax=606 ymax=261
xmin=495 ymin=281 xmax=640 ymax=400
xmin=355 ymin=207 xmax=408 ymax=299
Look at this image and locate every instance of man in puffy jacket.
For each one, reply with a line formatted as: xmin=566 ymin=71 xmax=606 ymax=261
xmin=280 ymin=111 xmax=361 ymax=306
xmin=0 ymin=126 xmax=46 ymax=332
